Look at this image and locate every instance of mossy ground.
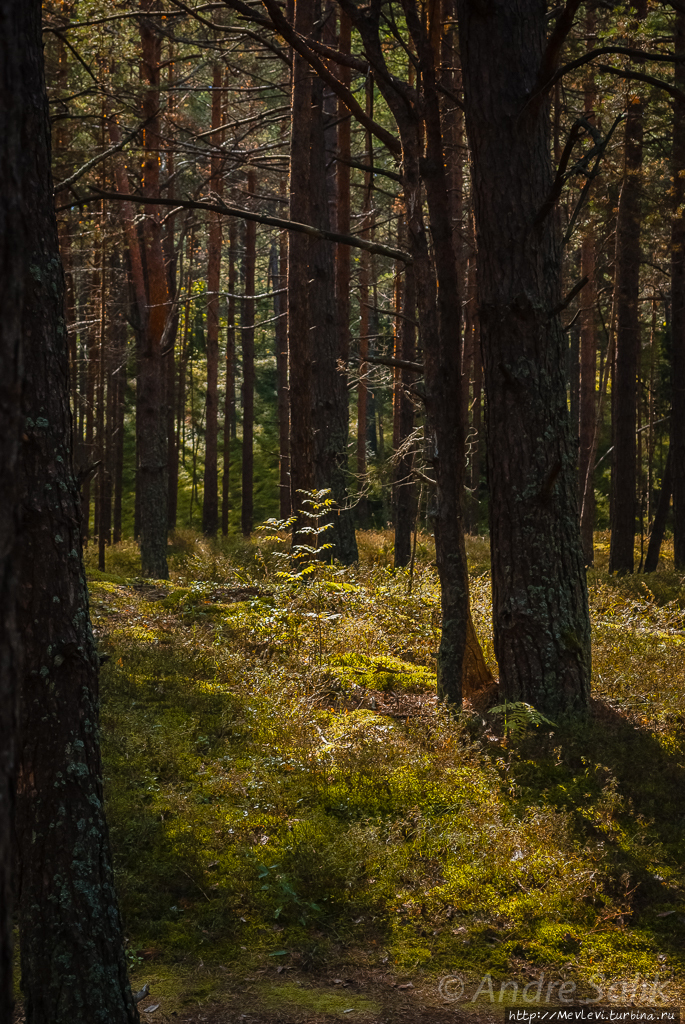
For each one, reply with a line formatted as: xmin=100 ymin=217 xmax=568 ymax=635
xmin=83 ymin=530 xmax=685 ymax=1020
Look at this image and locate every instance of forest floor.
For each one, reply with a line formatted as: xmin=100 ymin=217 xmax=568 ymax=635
xmin=77 ymin=529 xmax=685 ymax=1022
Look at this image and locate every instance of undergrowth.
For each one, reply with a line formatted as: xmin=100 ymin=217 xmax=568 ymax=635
xmin=85 ymin=529 xmax=685 ymax=1011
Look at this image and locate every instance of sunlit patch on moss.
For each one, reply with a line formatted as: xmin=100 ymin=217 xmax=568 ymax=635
xmin=91 ymin=529 xmax=685 ymax=1006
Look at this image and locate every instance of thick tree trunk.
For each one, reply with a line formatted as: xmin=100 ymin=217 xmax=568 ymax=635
xmin=305 ymin=37 xmax=358 ymax=561
xmin=307 ymin=67 xmax=359 ymax=561
xmin=610 ymin=95 xmax=643 ymax=575
xmin=672 ymin=11 xmax=685 ymax=569
xmin=0 ymin=0 xmax=25 ymax=1013
xmin=458 ymin=0 xmax=591 ymax=716
xmin=241 ymin=170 xmax=256 ymax=537
xmin=203 ymin=65 xmax=224 ymax=536
xmin=15 ymin=3 xmax=138 ymax=1021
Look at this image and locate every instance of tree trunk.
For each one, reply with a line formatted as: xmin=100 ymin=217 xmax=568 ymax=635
xmin=457 ymin=0 xmax=591 ymax=716
xmin=336 ymin=13 xmax=352 ymax=367
xmin=202 ymin=65 xmax=224 ymax=536
xmin=241 ymin=170 xmax=256 ymax=537
xmin=393 ymin=223 xmax=417 ymax=568
xmin=15 ymin=3 xmax=138 ymax=1020
xmin=579 ymin=229 xmax=597 ymax=564
xmin=309 ymin=65 xmax=358 ymax=562
xmin=138 ymin=0 xmax=169 ymax=578
xmin=222 ymin=219 xmax=236 ymax=534
xmin=0 ymin=0 xmax=25 ymax=1012
xmin=672 ymin=10 xmax=685 ymax=569
xmin=275 ymin=226 xmax=291 ymax=519
xmin=111 ymin=252 xmax=127 ymax=545
xmin=609 ymin=95 xmax=643 ymax=575
xmin=288 ymin=0 xmax=315 ymax=525
xmin=163 ymin=80 xmax=180 ymax=534
xmin=644 ymin=445 xmax=672 ymax=573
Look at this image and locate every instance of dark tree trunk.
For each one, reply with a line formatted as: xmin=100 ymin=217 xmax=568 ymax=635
xmin=222 ymin=219 xmax=236 ymax=534
xmin=111 ymin=253 xmax=127 ymax=546
xmin=0 ymin=0 xmax=25 ymax=1013
xmin=578 ymin=9 xmax=597 ymax=566
xmin=579 ymin=229 xmax=597 ymax=565
xmin=335 ymin=11 xmax=352 ymax=371
xmin=97 ymin=242 xmax=110 ymax=571
xmin=275 ymin=228 xmax=291 ymax=519
xmin=644 ymin=446 xmax=672 ymax=573
xmin=138 ymin=1 xmax=169 ymax=578
xmin=241 ymin=170 xmax=256 ymax=537
xmin=163 ymin=128 xmax=179 ymax=534
xmin=393 ymin=231 xmax=417 ymax=569
xmin=610 ymin=96 xmax=643 ymax=575
xmin=355 ymin=79 xmax=374 ymax=530
xmin=672 ymin=10 xmax=685 ymax=569
xmin=202 ymin=65 xmax=223 ymax=537
xmin=457 ymin=0 xmax=591 ymax=716
xmin=309 ymin=69 xmax=358 ymax=562
xmin=288 ymin=0 xmax=315 ymax=524
xmin=15 ymin=3 xmax=138 ymax=1021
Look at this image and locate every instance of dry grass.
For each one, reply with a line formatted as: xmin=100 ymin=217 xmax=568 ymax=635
xmin=82 ymin=530 xmax=685 ymax=1018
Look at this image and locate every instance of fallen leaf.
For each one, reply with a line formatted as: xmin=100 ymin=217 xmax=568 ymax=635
xmin=143 ymin=1005 xmax=160 ymax=1014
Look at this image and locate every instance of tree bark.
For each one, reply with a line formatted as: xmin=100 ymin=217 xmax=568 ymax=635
xmin=672 ymin=10 xmax=685 ymax=569
xmin=335 ymin=11 xmax=352 ymax=374
xmin=138 ymin=0 xmax=169 ymax=578
xmin=644 ymin=445 xmax=672 ymax=573
xmin=609 ymin=95 xmax=643 ymax=575
xmin=309 ymin=63 xmax=358 ymax=562
xmin=393 ymin=222 xmax=417 ymax=568
xmin=241 ymin=170 xmax=256 ymax=537
xmin=111 ymin=252 xmax=127 ymax=545
xmin=578 ymin=8 xmax=597 ymax=565
xmin=0 ymin=0 xmax=25 ymax=1013
xmin=457 ymin=0 xmax=591 ymax=716
xmin=222 ymin=219 xmax=237 ymax=534
xmin=275 ymin=226 xmax=291 ymax=519
xmin=288 ymin=0 xmax=315 ymax=526
xmin=579 ymin=229 xmax=597 ymax=564
xmin=202 ymin=65 xmax=224 ymax=536
xmin=15 ymin=2 xmax=139 ymax=1020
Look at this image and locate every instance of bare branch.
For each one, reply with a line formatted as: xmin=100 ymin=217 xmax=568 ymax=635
xmin=58 ymin=189 xmax=413 ymax=263
xmin=53 ymin=117 xmax=155 ymax=195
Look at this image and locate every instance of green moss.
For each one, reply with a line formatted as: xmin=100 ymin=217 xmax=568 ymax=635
xmin=89 ymin=530 xmax=685 ymax=1007
xmin=258 ymin=980 xmax=379 ymax=1014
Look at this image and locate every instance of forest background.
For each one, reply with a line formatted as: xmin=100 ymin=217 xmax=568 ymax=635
xmin=3 ymin=0 xmax=685 ymax=1021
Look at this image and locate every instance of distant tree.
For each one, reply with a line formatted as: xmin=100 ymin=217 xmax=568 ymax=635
xmin=14 ymin=1 xmax=139 ymax=1021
